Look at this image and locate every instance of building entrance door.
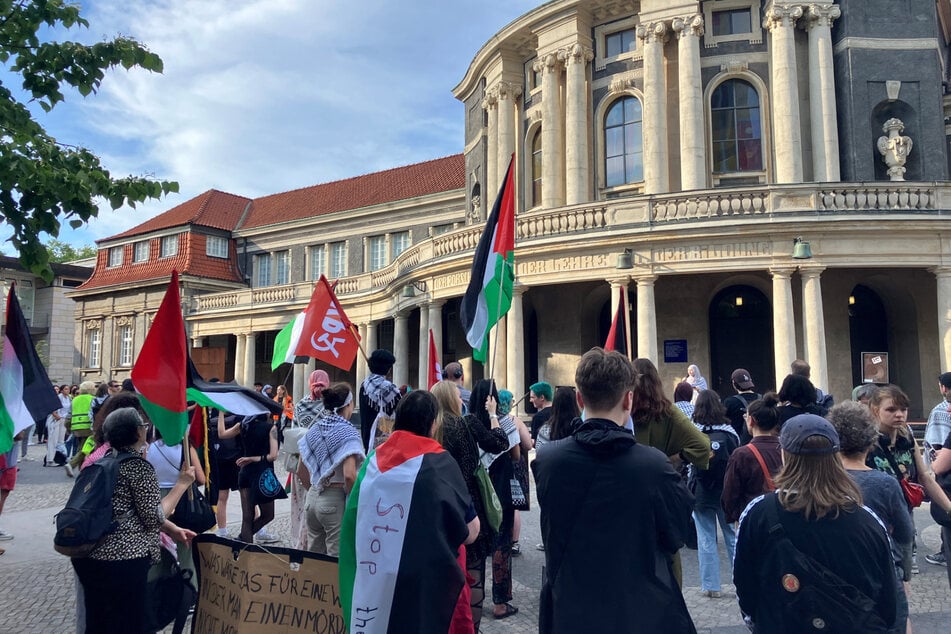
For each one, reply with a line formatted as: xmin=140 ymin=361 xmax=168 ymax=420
xmin=709 ymin=285 xmax=774 ymax=396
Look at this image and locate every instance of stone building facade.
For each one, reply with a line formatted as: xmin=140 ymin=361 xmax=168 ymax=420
xmin=71 ymin=0 xmax=951 ymax=418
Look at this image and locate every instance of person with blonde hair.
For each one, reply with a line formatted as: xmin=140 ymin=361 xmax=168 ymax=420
xmin=734 ymin=414 xmax=897 ymax=633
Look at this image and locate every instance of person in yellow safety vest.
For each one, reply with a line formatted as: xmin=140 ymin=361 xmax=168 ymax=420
xmin=66 ymin=381 xmax=96 ymax=476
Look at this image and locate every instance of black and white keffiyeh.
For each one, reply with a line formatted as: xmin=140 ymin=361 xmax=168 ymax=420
xmin=299 ymin=413 xmax=365 ymax=493
xmin=362 ymin=373 xmax=401 ymax=416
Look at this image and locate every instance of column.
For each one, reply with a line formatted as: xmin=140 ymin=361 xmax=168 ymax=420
xmin=365 ymin=321 xmax=378 ymax=361
xmin=638 ymin=21 xmax=669 ymax=194
xmin=428 ymin=301 xmax=444 ymax=377
xmin=484 ymin=88 xmax=499 ymax=199
xmin=393 ymin=312 xmax=409 ymax=387
xmin=356 ymin=323 xmax=369 ymax=388
xmin=418 ymin=306 xmax=429 ymax=389
xmin=234 ymin=333 xmax=246 ymax=385
xmin=506 ymin=285 xmax=526 ymax=412
xmin=497 ymin=82 xmax=521 ymax=185
xmin=493 ymin=317 xmax=508 ymax=387
xmin=804 ymin=4 xmax=841 ymax=182
xmin=244 ymin=332 xmax=256 ymax=387
xmin=934 ymin=268 xmax=951 ymax=372
xmin=561 ymin=43 xmax=593 ymax=204
xmin=771 ymin=267 xmax=798 ymax=387
xmin=800 ymin=266 xmax=829 ymax=392
xmin=673 ymin=14 xmax=706 ymax=190
xmin=293 ymin=363 xmax=306 ymax=402
xmin=538 ymin=52 xmax=565 ymax=208
xmin=764 ymin=3 xmax=804 ymax=183
xmin=635 ymin=275 xmax=658 ymax=362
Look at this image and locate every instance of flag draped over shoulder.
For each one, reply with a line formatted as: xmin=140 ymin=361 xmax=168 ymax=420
xmin=339 ymin=431 xmax=472 ymax=634
xmin=132 ymin=271 xmax=189 ymax=444
xmin=0 ymin=284 xmax=59 ymax=453
xmin=271 ymin=311 xmax=305 ymax=370
xmin=427 ymin=329 xmax=441 ymax=390
xmin=460 ymin=155 xmax=515 ymax=363
xmin=294 ymin=275 xmax=360 ymax=371
xmin=185 ymin=358 xmax=282 ymax=417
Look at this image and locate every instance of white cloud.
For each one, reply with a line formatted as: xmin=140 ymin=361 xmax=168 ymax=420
xmin=3 ymin=0 xmax=527 ymax=247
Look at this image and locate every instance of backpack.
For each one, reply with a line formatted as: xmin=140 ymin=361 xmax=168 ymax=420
xmin=694 ymin=425 xmax=739 ymax=490
xmin=53 ymin=451 xmax=138 ymax=557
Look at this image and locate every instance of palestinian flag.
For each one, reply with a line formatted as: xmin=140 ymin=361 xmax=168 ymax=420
xmin=604 ymin=291 xmax=631 ymax=358
xmin=460 ymin=154 xmax=515 ymax=363
xmin=271 ymin=311 xmax=305 ymax=370
xmin=339 ymin=431 xmax=472 ymax=634
xmin=0 ymin=284 xmax=59 ymax=453
xmin=132 ymin=271 xmax=189 ymax=444
xmin=186 ymin=357 xmax=282 ymax=417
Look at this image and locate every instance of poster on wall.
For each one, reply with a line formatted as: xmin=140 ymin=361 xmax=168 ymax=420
xmin=862 ymin=352 xmax=888 ymax=384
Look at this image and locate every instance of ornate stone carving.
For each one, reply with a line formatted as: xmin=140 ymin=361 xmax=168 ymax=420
xmin=496 ymin=81 xmax=523 ymax=102
xmin=802 ymin=4 xmax=841 ymax=29
xmin=467 ymin=194 xmax=482 ymax=225
xmin=636 ymin=21 xmax=669 ymax=45
xmin=877 ymin=118 xmax=913 ymax=181
xmin=481 ymin=87 xmax=498 ymax=112
xmin=558 ymin=43 xmax=594 ymax=66
xmin=763 ymin=4 xmax=804 ymax=31
xmin=886 ymin=80 xmax=901 ymax=101
xmin=720 ymin=60 xmax=749 ymax=74
xmin=609 ymin=74 xmax=636 ymax=95
xmin=533 ymin=52 xmax=561 ymax=74
xmin=84 ymin=320 xmax=102 ymax=331
xmin=115 ymin=315 xmax=133 ymax=327
xmin=530 ymin=108 xmax=542 ymax=123
xmin=672 ymin=14 xmax=704 ymax=39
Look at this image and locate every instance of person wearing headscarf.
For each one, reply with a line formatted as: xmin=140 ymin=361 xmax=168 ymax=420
xmin=297 ymin=383 xmax=365 ymax=555
xmin=359 ymin=349 xmax=401 ymax=451
xmin=285 ymin=370 xmax=331 ymax=548
xmin=685 ymin=364 xmax=708 ymax=401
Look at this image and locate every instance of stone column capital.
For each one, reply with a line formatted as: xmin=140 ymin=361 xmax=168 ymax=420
xmin=481 ymin=88 xmax=498 ymax=111
xmin=634 ymin=273 xmax=659 ymax=286
xmin=769 ymin=266 xmax=798 ymax=279
xmin=427 ymin=298 xmax=446 ymax=309
xmin=606 ymin=276 xmax=631 ymax=287
xmin=763 ymin=4 xmax=804 ymax=31
xmin=672 ymin=14 xmax=704 ymax=39
xmin=496 ymin=81 xmax=523 ymax=102
xmin=798 ymin=265 xmax=827 ymax=279
xmin=636 ymin=20 xmax=669 ymax=45
xmin=558 ymin=43 xmax=594 ymax=66
xmin=802 ymin=4 xmax=841 ymax=29
xmin=931 ymin=266 xmax=951 ymax=279
xmin=534 ymin=51 xmax=562 ymax=74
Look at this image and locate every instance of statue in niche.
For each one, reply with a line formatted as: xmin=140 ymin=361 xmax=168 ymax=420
xmin=467 ymin=194 xmax=481 ymax=225
xmin=877 ymin=118 xmax=913 ymax=181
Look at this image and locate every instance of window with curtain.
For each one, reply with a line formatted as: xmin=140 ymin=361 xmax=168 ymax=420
xmin=711 ymin=79 xmax=763 ymax=173
xmin=605 ymin=96 xmax=644 ymax=187
xmin=87 ymin=328 xmax=101 ymax=368
xmin=391 ymin=231 xmax=410 ymax=260
xmin=160 ymin=235 xmax=179 ymax=258
xmin=368 ymin=236 xmax=386 ymax=271
xmin=531 ymin=130 xmax=542 ymax=207
xmin=118 ymin=324 xmax=133 ymax=366
xmin=330 ymin=242 xmax=347 ymax=278
xmin=310 ymin=244 xmax=326 ymax=281
xmin=275 ymin=250 xmax=290 ymax=285
xmin=133 ymin=241 xmax=149 ymax=263
xmin=108 ymin=247 xmax=123 ymax=267
xmin=256 ymin=253 xmax=272 ymax=287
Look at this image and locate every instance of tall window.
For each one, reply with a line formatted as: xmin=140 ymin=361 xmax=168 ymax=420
xmin=118 ymin=324 xmax=133 ymax=366
xmin=275 ymin=250 xmax=290 ymax=285
xmin=605 ymin=29 xmax=636 ymax=57
xmin=712 ymin=9 xmax=753 ymax=36
xmin=160 ymin=235 xmax=179 ymax=258
xmin=133 ymin=241 xmax=149 ymax=263
xmin=368 ymin=236 xmax=386 ymax=271
xmin=392 ymin=231 xmax=410 ymax=259
xmin=108 ymin=247 xmax=123 ymax=267
xmin=711 ymin=79 xmax=763 ymax=173
xmin=256 ymin=253 xmax=272 ymax=287
xmin=330 ymin=242 xmax=347 ymax=279
xmin=605 ymin=97 xmax=644 ymax=187
xmin=531 ymin=130 xmax=542 ymax=207
xmin=206 ymin=235 xmax=228 ymax=258
xmin=310 ymin=244 xmax=326 ymax=281
xmin=87 ymin=328 xmax=101 ymax=368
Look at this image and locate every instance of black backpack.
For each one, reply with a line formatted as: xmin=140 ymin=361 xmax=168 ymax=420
xmin=53 ymin=451 xmax=138 ymax=557
xmin=694 ymin=425 xmax=739 ymax=490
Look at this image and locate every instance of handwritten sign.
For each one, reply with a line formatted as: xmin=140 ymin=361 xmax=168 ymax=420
xmin=193 ymin=535 xmax=344 ymax=634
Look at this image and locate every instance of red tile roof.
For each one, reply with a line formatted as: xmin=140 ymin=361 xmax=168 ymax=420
xmin=78 ymin=232 xmax=243 ymax=291
xmin=240 ymin=154 xmax=465 ymax=229
xmin=103 ymin=189 xmax=251 ymax=242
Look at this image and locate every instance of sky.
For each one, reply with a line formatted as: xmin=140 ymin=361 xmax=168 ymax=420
xmin=0 ymin=0 xmax=540 ymax=254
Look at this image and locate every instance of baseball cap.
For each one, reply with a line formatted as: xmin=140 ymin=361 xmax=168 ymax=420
xmin=780 ymin=414 xmax=840 ymax=455
xmin=731 ymin=368 xmax=754 ymax=390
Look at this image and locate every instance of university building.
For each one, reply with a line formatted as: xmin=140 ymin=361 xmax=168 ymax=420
xmin=70 ymin=0 xmax=951 ymax=418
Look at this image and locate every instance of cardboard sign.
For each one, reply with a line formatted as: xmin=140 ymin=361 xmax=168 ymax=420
xmin=192 ymin=535 xmax=344 ymax=634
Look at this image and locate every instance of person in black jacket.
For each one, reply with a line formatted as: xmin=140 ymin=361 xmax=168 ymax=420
xmin=532 ymin=348 xmax=696 ymax=634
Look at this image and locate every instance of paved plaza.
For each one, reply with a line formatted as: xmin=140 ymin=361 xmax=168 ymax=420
xmin=1 ymin=443 xmax=949 ymax=633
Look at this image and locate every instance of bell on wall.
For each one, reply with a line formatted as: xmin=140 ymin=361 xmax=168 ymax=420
xmin=616 ymin=248 xmax=633 ymax=270
xmin=401 ymin=284 xmax=416 ymax=299
xmin=792 ymin=237 xmax=813 ymax=260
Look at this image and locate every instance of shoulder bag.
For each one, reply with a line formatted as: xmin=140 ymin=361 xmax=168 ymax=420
xmin=747 ymin=442 xmax=776 ymax=492
xmin=881 ymin=441 xmax=925 ymax=507
xmin=158 ymin=446 xmax=216 ymax=534
xmin=463 ymin=420 xmax=502 ymax=533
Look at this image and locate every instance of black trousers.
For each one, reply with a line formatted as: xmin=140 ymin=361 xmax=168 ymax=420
xmin=72 ymin=556 xmax=150 ymax=633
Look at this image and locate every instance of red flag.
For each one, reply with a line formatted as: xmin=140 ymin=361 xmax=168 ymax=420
xmin=604 ymin=293 xmax=628 ymax=357
xmin=131 ymin=270 xmax=189 ymax=443
xmin=294 ymin=275 xmax=360 ymax=371
xmin=187 ymin=405 xmax=205 ymax=449
xmin=427 ymin=329 xmax=441 ymax=390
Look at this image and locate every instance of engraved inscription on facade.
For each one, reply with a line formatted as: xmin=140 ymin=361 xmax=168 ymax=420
xmin=652 ymin=242 xmax=771 ymax=263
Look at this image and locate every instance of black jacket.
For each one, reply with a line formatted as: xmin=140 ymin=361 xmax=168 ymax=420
xmin=532 ymin=418 xmax=696 ymax=634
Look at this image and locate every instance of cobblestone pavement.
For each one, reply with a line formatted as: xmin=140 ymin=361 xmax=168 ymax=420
xmin=2 ymin=444 xmax=950 ymax=633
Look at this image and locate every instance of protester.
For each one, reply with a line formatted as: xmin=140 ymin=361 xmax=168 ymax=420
xmin=533 ymin=348 xmax=696 ymax=633
xmin=733 ymin=414 xmax=897 ymax=633
xmin=438 ymin=379 xmax=508 ymax=631
xmin=71 ymin=408 xmax=196 ymax=633
xmin=721 ymin=393 xmax=782 ymax=524
xmin=500 ymin=389 xmax=531 ymax=558
xmin=273 ymin=385 xmax=294 ymax=427
xmin=44 ymin=385 xmax=71 ymax=467
xmin=685 ymin=363 xmax=707 ymax=399
xmin=776 ymin=373 xmax=826 ymax=424
xmin=82 ymin=392 xmax=149 ymax=470
xmin=66 ymin=381 xmax=96 ymax=476
xmin=288 ymin=370 xmax=330 ymax=549
xmin=0 ymin=431 xmax=24 ymax=548
xmin=924 ymin=372 xmax=951 ymax=566
xmin=931 ymin=431 xmax=951 ymax=590
xmin=207 ymin=408 xmax=242 ymax=539
xmin=528 ymin=381 xmax=553 ymax=441
xmin=359 ymin=349 xmax=400 ymax=451
xmin=537 ymin=386 xmax=579 ymax=449
xmin=673 ymin=381 xmax=695 ymax=420
xmin=829 ymin=401 xmax=914 ymax=633
xmin=442 ymin=361 xmax=472 ymax=414
xmin=689 ymin=390 xmax=739 ymax=599
xmin=791 ymin=359 xmax=833 ymax=410
xmin=216 ymin=411 xmax=284 ymax=544
xmin=722 ymin=368 xmax=760 ymax=443
xmin=339 ymin=390 xmax=478 ymax=634
xmin=297 ymin=383 xmax=364 ymax=556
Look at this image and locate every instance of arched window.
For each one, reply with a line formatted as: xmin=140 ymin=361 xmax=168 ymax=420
xmin=605 ymin=97 xmax=644 ymax=186
xmin=711 ymin=79 xmax=763 ymax=173
xmin=531 ymin=129 xmax=542 ymax=207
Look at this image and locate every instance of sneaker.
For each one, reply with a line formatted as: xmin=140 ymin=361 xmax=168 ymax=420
xmin=703 ymin=590 xmax=722 ymax=598
xmin=511 ymin=541 xmax=521 ymax=556
xmin=926 ymin=552 xmax=947 ymax=566
xmin=255 ymin=529 xmax=279 ymax=544
xmin=535 ymin=543 xmax=545 ymax=551
xmin=0 ymin=528 xmax=14 ymax=541
xmin=215 ymin=528 xmax=230 ymax=538
xmin=65 ymin=464 xmax=74 ymax=478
